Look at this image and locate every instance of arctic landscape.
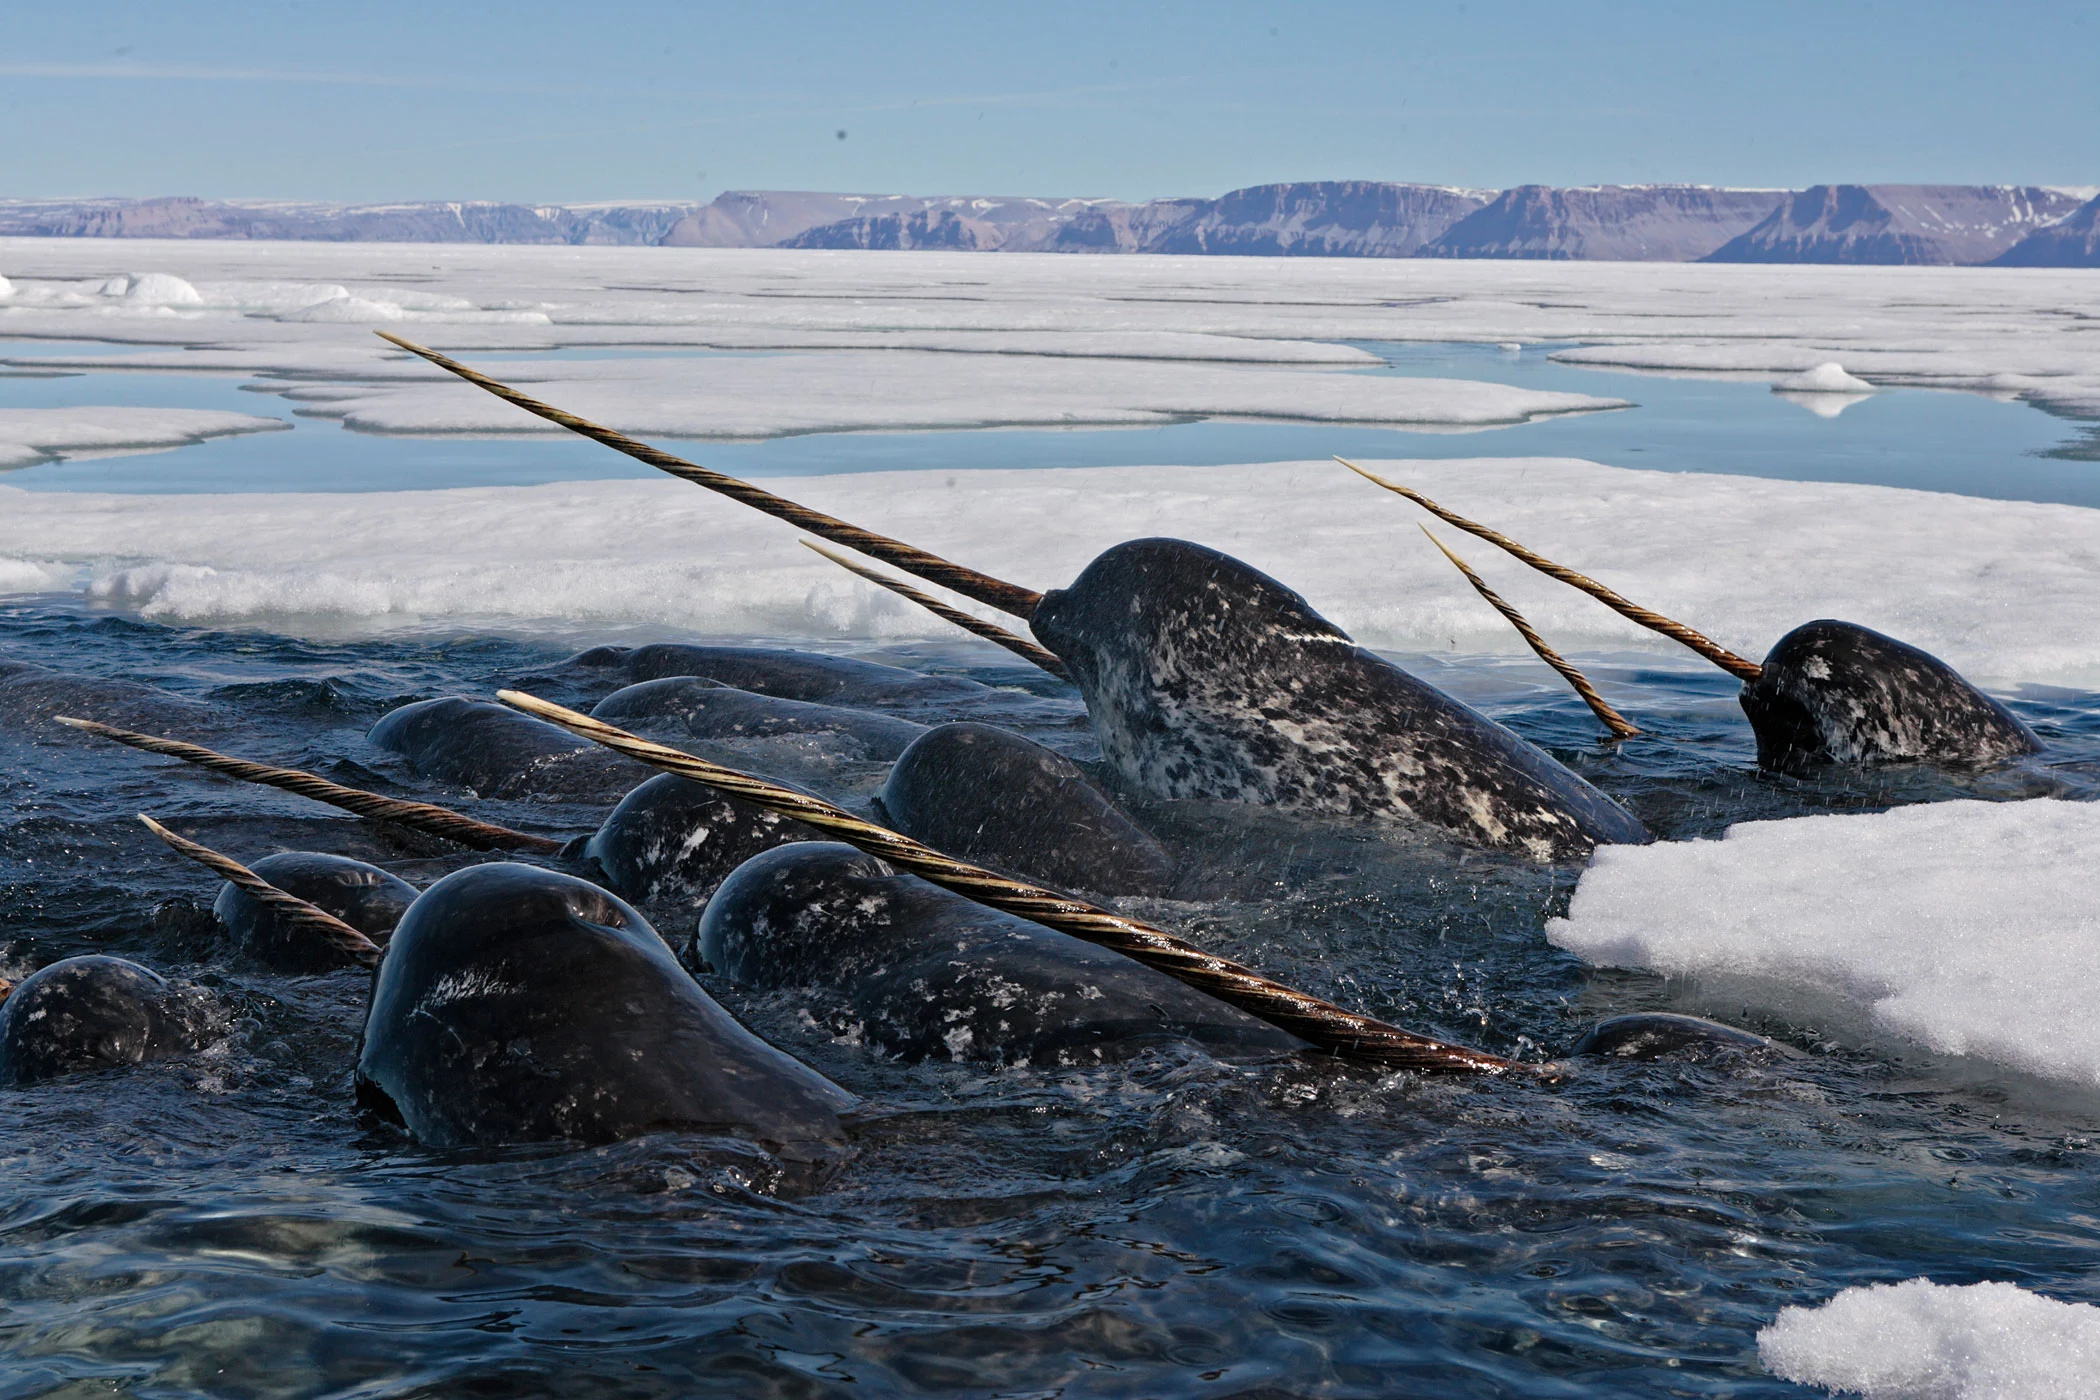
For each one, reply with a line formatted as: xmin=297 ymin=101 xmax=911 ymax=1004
xmin=5 ymin=236 xmax=2100 ymax=1398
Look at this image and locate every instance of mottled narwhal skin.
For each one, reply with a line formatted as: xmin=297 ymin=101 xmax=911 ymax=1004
xmin=0 ymin=657 xmax=222 ymax=736
xmin=356 ymin=863 xmax=855 ymax=1150
xmin=1571 ymin=1013 xmax=1770 ymax=1061
xmin=699 ymin=843 xmax=1302 ymax=1066
xmin=1739 ymin=620 xmax=2042 ymax=771
xmin=584 ymin=772 xmax=822 ymax=913
xmin=369 ymin=696 xmax=649 ymax=801
xmin=593 ymin=677 xmax=927 ymax=761
xmin=214 ymin=852 xmax=420 ymax=973
xmin=1026 ymin=539 xmax=1649 ymax=861
xmin=0 ymin=956 xmax=211 ymax=1086
xmin=876 ymin=723 xmax=1174 ymax=896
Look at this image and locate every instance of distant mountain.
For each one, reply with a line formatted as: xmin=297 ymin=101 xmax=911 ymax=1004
xmin=1706 ymin=185 xmax=2089 ymax=265
xmin=1142 ymin=182 xmax=1490 ymax=257
xmin=0 ymin=196 xmax=696 ymax=245
xmin=1991 ymin=192 xmax=2100 ymax=267
xmin=1417 ymin=185 xmax=1786 ymax=261
xmin=4 ymin=184 xmax=2094 ymax=264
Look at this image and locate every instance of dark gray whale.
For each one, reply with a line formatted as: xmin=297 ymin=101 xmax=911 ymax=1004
xmin=1571 ymin=1013 xmax=1772 ymax=1061
xmin=698 ymin=843 xmax=1303 ymax=1066
xmin=592 ymin=676 xmax=927 ymax=761
xmin=356 ymin=862 xmax=854 ymax=1150
xmin=1740 ymin=620 xmax=2042 ymax=771
xmin=875 ymin=722 xmax=1174 ymax=896
xmin=0 ymin=956 xmax=211 ymax=1086
xmin=559 ymin=644 xmax=994 ymax=711
xmin=214 ymin=851 xmax=419 ymax=973
xmin=583 ymin=772 xmax=822 ymax=915
xmin=369 ymin=696 xmax=651 ymax=801
xmin=0 ymin=658 xmax=222 ymax=737
xmin=1026 ymin=539 xmax=1649 ymax=861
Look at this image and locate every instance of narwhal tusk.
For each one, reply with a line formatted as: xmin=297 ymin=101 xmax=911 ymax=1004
xmin=1420 ymin=528 xmax=1641 ymax=740
xmin=1338 ymin=458 xmax=1765 ymax=683
xmin=137 ymin=814 xmax=384 ymax=965
xmin=374 ymin=332 xmax=1044 ymax=622
xmin=60 ymin=717 xmax=561 ymax=853
xmin=497 ymin=688 xmax=1533 ymax=1076
xmin=800 ymin=540 xmax=1070 ymax=680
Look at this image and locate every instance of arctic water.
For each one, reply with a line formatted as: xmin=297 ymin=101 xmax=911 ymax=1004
xmin=5 ymin=342 xmax=2100 ymax=1397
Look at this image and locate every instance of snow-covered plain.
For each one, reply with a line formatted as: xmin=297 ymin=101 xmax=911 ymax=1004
xmin=1549 ymin=801 xmax=2100 ymax=1084
xmin=2 ymin=454 xmax=2097 ymax=687
xmin=1760 ymin=1279 xmax=2100 ymax=1400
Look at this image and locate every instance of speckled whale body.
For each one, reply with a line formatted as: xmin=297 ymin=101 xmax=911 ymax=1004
xmin=356 ymin=863 xmax=855 ymax=1151
xmin=1570 ymin=1013 xmax=1771 ymax=1061
xmin=1025 ymin=539 xmax=1649 ymax=861
xmin=875 ymin=722 xmax=1174 ymax=897
xmin=213 ymin=851 xmax=420 ymax=973
xmin=369 ymin=696 xmax=650 ymax=801
xmin=583 ymin=772 xmax=822 ymax=916
xmin=1739 ymin=620 xmax=2043 ymax=771
xmin=591 ymin=677 xmax=928 ymax=761
xmin=0 ymin=955 xmax=212 ymax=1087
xmin=0 ymin=657 xmax=222 ymax=736
xmin=698 ymin=843 xmax=1303 ymax=1066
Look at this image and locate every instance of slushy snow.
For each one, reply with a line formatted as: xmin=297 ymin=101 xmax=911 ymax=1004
xmin=1548 ymin=801 xmax=2100 ymax=1083
xmin=2 ymin=455 xmax=2098 ymax=686
xmin=1760 ymin=1279 xmax=2100 ymax=1399
xmin=0 ymin=407 xmax=290 ymax=468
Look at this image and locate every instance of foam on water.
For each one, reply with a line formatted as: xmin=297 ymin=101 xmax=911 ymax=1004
xmin=1760 ymin=1279 xmax=2100 ymax=1399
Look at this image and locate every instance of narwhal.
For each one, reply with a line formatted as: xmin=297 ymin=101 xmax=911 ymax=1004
xmin=372 ymin=335 xmax=1649 ymax=862
xmin=1338 ymin=461 xmax=2043 ymax=772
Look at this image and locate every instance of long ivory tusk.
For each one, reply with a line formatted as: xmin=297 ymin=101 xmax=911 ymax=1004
xmin=800 ymin=540 xmax=1069 ymax=679
xmin=374 ymin=332 xmax=1044 ymax=621
xmin=1338 ymin=458 xmax=1764 ymax=683
xmin=1420 ymin=528 xmax=1641 ymax=740
xmin=138 ymin=815 xmax=384 ymax=966
xmin=61 ymin=717 xmax=561 ymax=853
xmin=497 ymin=688 xmax=1529 ymax=1076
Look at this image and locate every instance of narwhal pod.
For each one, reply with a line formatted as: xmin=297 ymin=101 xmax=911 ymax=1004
xmin=369 ymin=696 xmax=652 ymax=801
xmin=874 ymin=723 xmax=1175 ymax=897
xmin=592 ymin=677 xmax=928 ymax=761
xmin=698 ymin=843 xmax=1304 ymax=1066
xmin=0 ymin=956 xmax=212 ymax=1087
xmin=214 ymin=852 xmax=420 ymax=973
xmin=356 ymin=863 xmax=855 ymax=1150
xmin=1739 ymin=620 xmax=2042 ymax=771
xmin=1026 ymin=540 xmax=1649 ymax=862
xmin=559 ymin=644 xmax=992 ymax=711
xmin=583 ymin=773 xmax=824 ymax=913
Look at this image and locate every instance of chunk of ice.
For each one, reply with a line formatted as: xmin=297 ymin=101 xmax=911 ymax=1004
xmin=1774 ymin=362 xmax=1877 ymax=393
xmin=1760 ymin=1278 xmax=2100 ymax=1399
xmin=1548 ymin=801 xmax=2100 ymax=1083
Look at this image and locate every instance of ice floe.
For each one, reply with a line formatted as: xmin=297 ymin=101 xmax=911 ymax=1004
xmin=1 ymin=454 xmax=2096 ymax=686
xmin=1773 ymin=362 xmax=1876 ymax=394
xmin=0 ymin=407 xmax=290 ymax=469
xmin=1549 ymin=801 xmax=2100 ymax=1083
xmin=1760 ymin=1278 xmax=2100 ymax=1399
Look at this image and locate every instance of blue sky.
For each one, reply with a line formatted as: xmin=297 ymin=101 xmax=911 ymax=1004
xmin=4 ymin=1 xmax=2095 ymax=202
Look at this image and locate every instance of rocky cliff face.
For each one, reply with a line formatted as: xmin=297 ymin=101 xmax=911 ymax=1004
xmin=0 ymin=197 xmax=696 ymax=245
xmin=1706 ymin=185 xmax=2089 ymax=265
xmin=1142 ymin=182 xmax=1489 ymax=257
xmin=1417 ymin=185 xmax=1785 ymax=261
xmin=1991 ymin=192 xmax=2100 ymax=268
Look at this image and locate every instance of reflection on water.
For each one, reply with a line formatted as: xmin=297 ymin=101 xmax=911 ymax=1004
xmin=4 ymin=601 xmax=2100 ymax=1396
xmin=1 ymin=339 xmax=2092 ymax=505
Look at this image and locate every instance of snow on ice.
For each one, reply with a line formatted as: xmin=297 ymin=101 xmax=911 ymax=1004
xmin=0 ymin=407 xmax=289 ymax=468
xmin=1760 ymin=1278 xmax=2100 ymax=1400
xmin=1549 ymin=800 xmax=2100 ymax=1084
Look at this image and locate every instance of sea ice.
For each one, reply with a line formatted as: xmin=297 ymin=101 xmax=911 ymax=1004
xmin=1772 ymin=362 xmax=1876 ymax=394
xmin=281 ymin=294 xmax=406 ymax=323
xmin=115 ymin=272 xmax=205 ymax=306
xmin=0 ymin=407 xmax=290 ymax=469
xmin=1 ymin=454 xmax=2097 ymax=687
xmin=1548 ymin=800 xmax=2100 ymax=1083
xmin=1760 ymin=1278 xmax=2100 ymax=1399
